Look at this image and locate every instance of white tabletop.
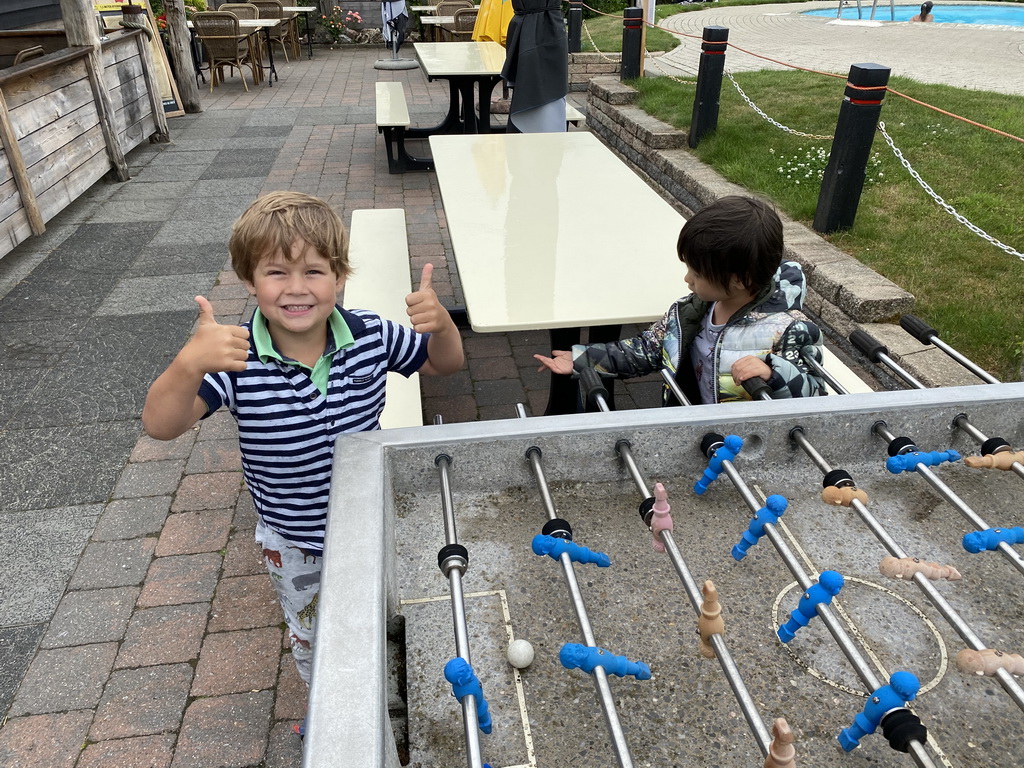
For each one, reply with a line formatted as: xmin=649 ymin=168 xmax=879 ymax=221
xmin=187 ymin=18 xmax=280 ymax=29
xmin=429 ymin=131 xmax=688 ymax=332
xmin=419 ymin=15 xmax=455 ymax=25
xmin=413 ymin=41 xmax=505 ymax=77
xmin=281 ymin=6 xmax=315 ymax=11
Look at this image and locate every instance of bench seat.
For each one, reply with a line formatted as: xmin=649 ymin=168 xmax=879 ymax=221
xmin=375 ymin=81 xmax=434 ymax=174
xmin=345 ymin=208 xmax=423 ymax=428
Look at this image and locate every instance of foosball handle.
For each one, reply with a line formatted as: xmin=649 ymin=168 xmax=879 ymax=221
xmin=899 ymin=314 xmax=938 ymax=344
xmin=579 ymin=365 xmax=610 ymax=412
xmin=764 ymin=717 xmax=796 ymax=768
xmin=850 ymin=328 xmax=888 ymax=363
xmin=697 ymin=579 xmax=725 ymax=659
xmin=742 ymin=375 xmax=772 ymax=401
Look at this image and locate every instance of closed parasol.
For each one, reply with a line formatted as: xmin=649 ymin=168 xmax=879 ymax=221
xmin=472 ymin=0 xmax=515 ymax=46
xmin=500 ymin=0 xmax=568 ymax=132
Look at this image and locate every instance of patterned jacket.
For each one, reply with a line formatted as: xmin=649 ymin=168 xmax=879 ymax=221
xmin=571 ymin=261 xmax=827 ymax=404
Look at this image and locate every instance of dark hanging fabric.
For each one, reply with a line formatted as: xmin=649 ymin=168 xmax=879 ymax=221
xmin=500 ymin=0 xmax=568 ymax=115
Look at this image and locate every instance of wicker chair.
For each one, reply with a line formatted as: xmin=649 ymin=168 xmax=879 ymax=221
xmin=248 ymin=0 xmax=297 ymax=61
xmin=193 ymin=11 xmax=262 ymax=92
xmin=435 ymin=0 xmax=473 ymax=41
xmin=450 ymin=7 xmax=478 ymax=40
xmin=219 ymin=3 xmax=264 ymax=63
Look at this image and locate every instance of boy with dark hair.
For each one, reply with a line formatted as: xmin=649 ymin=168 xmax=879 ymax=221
xmin=535 ymin=195 xmax=826 ymax=404
xmin=143 ymin=191 xmax=464 ymax=693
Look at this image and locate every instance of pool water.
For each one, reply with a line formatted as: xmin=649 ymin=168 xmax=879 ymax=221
xmin=804 ymin=3 xmax=1024 ymax=26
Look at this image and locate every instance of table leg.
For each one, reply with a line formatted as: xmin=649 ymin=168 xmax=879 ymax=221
xmin=543 ymin=325 xmax=622 ymax=416
xmin=264 ymin=27 xmax=277 ymax=85
xmin=477 ymin=75 xmax=501 ymax=134
xmin=406 ymin=78 xmax=463 ymax=138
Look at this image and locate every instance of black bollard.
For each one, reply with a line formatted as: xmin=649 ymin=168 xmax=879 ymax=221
xmin=688 ymin=26 xmax=729 ymax=148
xmin=621 ymin=7 xmax=643 ymax=81
xmin=813 ymin=63 xmax=890 ymax=234
xmin=567 ymin=0 xmax=582 ymax=54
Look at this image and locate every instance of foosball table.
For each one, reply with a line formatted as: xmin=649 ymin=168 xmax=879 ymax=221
xmin=304 ymin=378 xmax=1024 ymax=768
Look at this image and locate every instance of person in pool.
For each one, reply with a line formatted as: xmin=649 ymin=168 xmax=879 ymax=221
xmin=911 ymin=1 xmax=934 ymax=22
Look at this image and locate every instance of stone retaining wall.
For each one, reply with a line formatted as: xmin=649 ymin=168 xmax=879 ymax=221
xmin=569 ymin=52 xmax=620 ymax=91
xmin=584 ymin=76 xmax=987 ymax=388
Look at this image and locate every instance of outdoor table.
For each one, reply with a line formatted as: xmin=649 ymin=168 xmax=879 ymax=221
xmin=411 ymin=41 xmax=505 ymax=135
xmin=428 ymin=131 xmax=688 ymax=414
xmin=188 ymin=17 xmax=281 ymax=86
xmin=282 ymin=5 xmax=316 ymax=59
xmin=418 ymin=14 xmax=455 ymax=42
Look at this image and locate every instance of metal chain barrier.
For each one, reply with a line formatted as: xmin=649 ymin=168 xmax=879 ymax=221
xmin=644 ymin=49 xmax=697 ymax=85
xmin=878 ymin=121 xmax=1024 ymax=262
xmin=581 ymin=20 xmax=621 ymax=64
xmin=726 ymin=71 xmax=833 ymax=141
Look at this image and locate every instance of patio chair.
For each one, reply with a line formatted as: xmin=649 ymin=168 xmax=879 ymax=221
xmin=435 ymin=0 xmax=473 ymax=40
xmin=220 ymin=3 xmax=264 ymax=62
xmin=249 ymin=0 xmax=297 ymax=61
xmin=450 ymin=7 xmax=478 ymax=40
xmin=193 ymin=11 xmax=262 ymax=92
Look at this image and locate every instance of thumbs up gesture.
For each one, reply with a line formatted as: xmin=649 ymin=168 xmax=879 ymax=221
xmin=405 ymin=264 xmax=449 ymax=334
xmin=182 ymin=296 xmax=251 ymax=374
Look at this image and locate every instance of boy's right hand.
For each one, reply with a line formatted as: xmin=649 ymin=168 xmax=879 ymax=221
xmin=534 ymin=350 xmax=573 ymax=376
xmin=180 ymin=296 xmax=251 ymax=375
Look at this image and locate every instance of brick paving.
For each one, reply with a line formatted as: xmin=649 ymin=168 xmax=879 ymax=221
xmin=1 ymin=7 xmax=997 ymax=766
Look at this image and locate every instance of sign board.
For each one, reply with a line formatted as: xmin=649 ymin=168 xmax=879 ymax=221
xmin=95 ymin=0 xmax=185 ymax=117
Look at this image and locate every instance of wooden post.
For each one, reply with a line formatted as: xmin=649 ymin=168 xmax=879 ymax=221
xmin=0 ymin=90 xmax=46 ymax=235
xmin=121 ymin=4 xmax=171 ymax=141
xmin=61 ymin=0 xmax=130 ymax=180
xmin=165 ymin=0 xmax=202 ymax=113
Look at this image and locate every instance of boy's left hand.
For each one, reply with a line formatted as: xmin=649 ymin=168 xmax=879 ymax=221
xmin=406 ymin=264 xmax=451 ymax=334
xmin=730 ymin=355 xmax=772 ymax=386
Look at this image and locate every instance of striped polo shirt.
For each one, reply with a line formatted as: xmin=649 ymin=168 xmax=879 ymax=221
xmin=198 ymin=306 xmax=429 ymax=552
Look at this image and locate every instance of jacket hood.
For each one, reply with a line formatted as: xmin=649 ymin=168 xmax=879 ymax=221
xmin=757 ymin=261 xmax=808 ymax=314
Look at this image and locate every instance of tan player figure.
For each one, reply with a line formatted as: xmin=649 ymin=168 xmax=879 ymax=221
xmin=698 ymin=580 xmax=725 ymax=659
xmin=879 ymin=555 xmax=962 ymax=581
xmin=956 ymin=648 xmax=1024 ymax=677
xmin=964 ymin=450 xmax=1024 ymax=470
xmin=821 ymin=485 xmax=869 ymax=506
xmin=764 ymin=717 xmax=796 ymax=768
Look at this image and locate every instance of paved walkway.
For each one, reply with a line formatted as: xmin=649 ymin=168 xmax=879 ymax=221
xmin=0 ymin=9 xmax=1020 ymax=766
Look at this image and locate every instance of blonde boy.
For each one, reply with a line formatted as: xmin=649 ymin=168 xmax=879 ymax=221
xmin=143 ymin=191 xmax=463 ymax=692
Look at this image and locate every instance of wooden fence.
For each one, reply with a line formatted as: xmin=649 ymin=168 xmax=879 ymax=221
xmin=0 ymin=27 xmax=164 ymax=260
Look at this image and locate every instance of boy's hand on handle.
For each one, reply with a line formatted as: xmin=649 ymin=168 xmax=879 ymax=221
xmin=730 ymin=355 xmax=772 ymax=386
xmin=182 ymin=296 xmax=250 ymax=374
xmin=534 ymin=350 xmax=574 ymax=376
xmin=406 ymin=264 xmax=452 ymax=334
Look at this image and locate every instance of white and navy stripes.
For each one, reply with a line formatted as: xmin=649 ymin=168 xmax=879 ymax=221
xmin=198 ymin=308 xmax=429 ymax=552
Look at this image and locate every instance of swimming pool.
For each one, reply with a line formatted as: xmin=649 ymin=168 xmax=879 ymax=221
xmin=804 ymin=3 xmax=1024 ymax=26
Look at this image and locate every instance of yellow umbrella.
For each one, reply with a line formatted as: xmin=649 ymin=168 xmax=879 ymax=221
xmin=472 ymin=0 xmax=514 ymax=46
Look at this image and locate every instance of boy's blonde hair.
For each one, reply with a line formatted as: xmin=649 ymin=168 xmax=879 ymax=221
xmin=229 ymin=191 xmax=350 ymax=282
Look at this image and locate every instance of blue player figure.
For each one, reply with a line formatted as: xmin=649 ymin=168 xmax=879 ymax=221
xmin=532 ymin=534 xmax=611 ymax=567
xmin=886 ymin=449 xmax=959 ymax=474
xmin=560 ymin=643 xmax=652 ymax=680
xmin=838 ymin=671 xmax=920 ymax=751
xmin=694 ymin=435 xmax=743 ymax=495
xmin=443 ymin=657 xmax=493 ymax=734
xmin=963 ymin=525 xmax=1024 ymax=553
xmin=777 ymin=570 xmax=844 ymax=643
xmin=732 ymin=494 xmax=788 ymax=560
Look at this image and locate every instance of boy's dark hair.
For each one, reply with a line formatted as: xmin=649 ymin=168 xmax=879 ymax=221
xmin=676 ymin=196 xmax=784 ymax=294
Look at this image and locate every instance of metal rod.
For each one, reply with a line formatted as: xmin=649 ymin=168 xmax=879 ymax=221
xmin=519 ymin=422 xmax=635 ymax=766
xmin=616 ymin=440 xmax=773 ymax=755
xmin=435 ymin=451 xmax=485 ymax=768
xmin=928 ymin=335 xmax=1001 ymax=384
xmin=659 ymin=368 xmax=692 ymax=405
xmin=873 ymin=423 xmax=1024 ymax=577
xmin=716 ymin=458 xmax=938 ymax=767
xmin=791 ymin=428 xmax=1024 ymax=713
xmin=878 ymin=350 xmax=927 ymax=389
xmin=801 ymin=351 xmax=850 ymax=395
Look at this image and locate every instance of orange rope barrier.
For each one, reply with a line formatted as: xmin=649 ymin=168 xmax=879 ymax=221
xmin=576 ymin=3 xmax=1024 ymax=144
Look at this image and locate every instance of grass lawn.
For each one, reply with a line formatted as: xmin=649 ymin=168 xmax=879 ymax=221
xmin=629 ymin=70 xmax=1024 ymax=380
